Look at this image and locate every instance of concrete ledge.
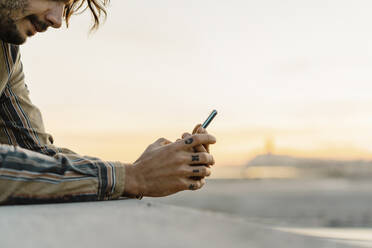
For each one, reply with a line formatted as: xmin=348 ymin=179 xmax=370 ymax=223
xmin=0 ymin=199 xmax=352 ymax=248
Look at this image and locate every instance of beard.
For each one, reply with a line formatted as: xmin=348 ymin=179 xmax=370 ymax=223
xmin=0 ymin=0 xmax=29 ymax=45
xmin=0 ymin=18 xmax=26 ymax=45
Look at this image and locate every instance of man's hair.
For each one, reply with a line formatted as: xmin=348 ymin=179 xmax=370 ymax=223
xmin=64 ymin=0 xmax=110 ymax=30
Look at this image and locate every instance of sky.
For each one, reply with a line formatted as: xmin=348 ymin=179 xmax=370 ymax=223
xmin=20 ymin=0 xmax=372 ymax=166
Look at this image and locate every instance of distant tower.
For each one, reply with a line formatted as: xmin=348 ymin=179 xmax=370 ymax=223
xmin=265 ymin=137 xmax=275 ymax=155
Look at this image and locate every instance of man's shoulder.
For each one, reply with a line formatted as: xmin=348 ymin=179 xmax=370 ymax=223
xmin=0 ymin=40 xmax=21 ymax=88
xmin=0 ymin=40 xmax=19 ymax=66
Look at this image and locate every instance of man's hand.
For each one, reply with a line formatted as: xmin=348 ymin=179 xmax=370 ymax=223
xmin=123 ymin=133 xmax=216 ymax=198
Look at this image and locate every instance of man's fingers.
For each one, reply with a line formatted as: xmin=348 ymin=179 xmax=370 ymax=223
xmin=192 ymin=124 xmax=210 ymax=153
xmin=182 ymin=132 xmax=191 ymax=139
xmin=178 ymin=164 xmax=212 ymax=178
xmin=177 ymin=133 xmax=213 ymax=152
xmin=175 ymin=134 xmax=216 ymax=151
xmin=154 ymin=137 xmax=172 ymax=146
xmin=188 ymin=165 xmax=211 ymax=177
xmin=183 ymin=131 xmax=208 ymax=153
xmin=192 ymin=124 xmax=202 ymax=134
xmin=184 ymin=178 xmax=206 ymax=191
xmin=194 ymin=145 xmax=207 ymax=153
xmin=188 ymin=153 xmax=215 ymax=165
xmin=194 ymin=125 xmax=208 ymax=135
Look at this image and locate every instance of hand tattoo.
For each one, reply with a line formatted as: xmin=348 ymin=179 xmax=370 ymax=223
xmin=193 ymin=169 xmax=199 ymax=173
xmin=192 ymin=155 xmax=199 ymax=162
xmin=185 ymin=138 xmax=194 ymax=145
xmin=189 ymin=184 xmax=195 ymax=190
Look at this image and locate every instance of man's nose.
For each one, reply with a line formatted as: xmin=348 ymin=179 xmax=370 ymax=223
xmin=45 ymin=3 xmax=64 ymax=29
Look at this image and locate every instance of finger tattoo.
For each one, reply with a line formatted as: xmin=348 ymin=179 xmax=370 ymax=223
xmin=185 ymin=138 xmax=194 ymax=145
xmin=189 ymin=184 xmax=195 ymax=190
xmin=193 ymin=169 xmax=199 ymax=173
xmin=192 ymin=155 xmax=199 ymax=162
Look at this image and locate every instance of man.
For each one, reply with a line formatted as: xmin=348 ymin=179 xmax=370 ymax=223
xmin=0 ymin=0 xmax=216 ymax=204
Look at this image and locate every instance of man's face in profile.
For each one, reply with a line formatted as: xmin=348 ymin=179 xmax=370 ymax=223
xmin=0 ymin=0 xmax=65 ymax=45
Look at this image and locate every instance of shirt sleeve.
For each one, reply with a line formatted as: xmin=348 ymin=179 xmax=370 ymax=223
xmin=0 ymin=45 xmax=126 ymax=205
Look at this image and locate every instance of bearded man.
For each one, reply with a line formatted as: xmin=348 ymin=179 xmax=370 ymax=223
xmin=0 ymin=0 xmax=216 ymax=204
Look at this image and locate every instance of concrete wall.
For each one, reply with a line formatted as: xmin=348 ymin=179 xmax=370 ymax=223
xmin=0 ymin=199 xmax=353 ymax=248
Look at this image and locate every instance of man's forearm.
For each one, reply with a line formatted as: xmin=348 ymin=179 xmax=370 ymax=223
xmin=0 ymin=145 xmax=125 ymax=205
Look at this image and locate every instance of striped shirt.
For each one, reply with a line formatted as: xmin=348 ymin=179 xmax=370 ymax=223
xmin=0 ymin=40 xmax=125 ymax=204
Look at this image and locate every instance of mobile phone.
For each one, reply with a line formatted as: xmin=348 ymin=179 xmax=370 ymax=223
xmin=201 ymin=110 xmax=218 ymax=129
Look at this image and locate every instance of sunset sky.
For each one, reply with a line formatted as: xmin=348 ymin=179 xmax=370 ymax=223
xmin=20 ymin=0 xmax=372 ymax=167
